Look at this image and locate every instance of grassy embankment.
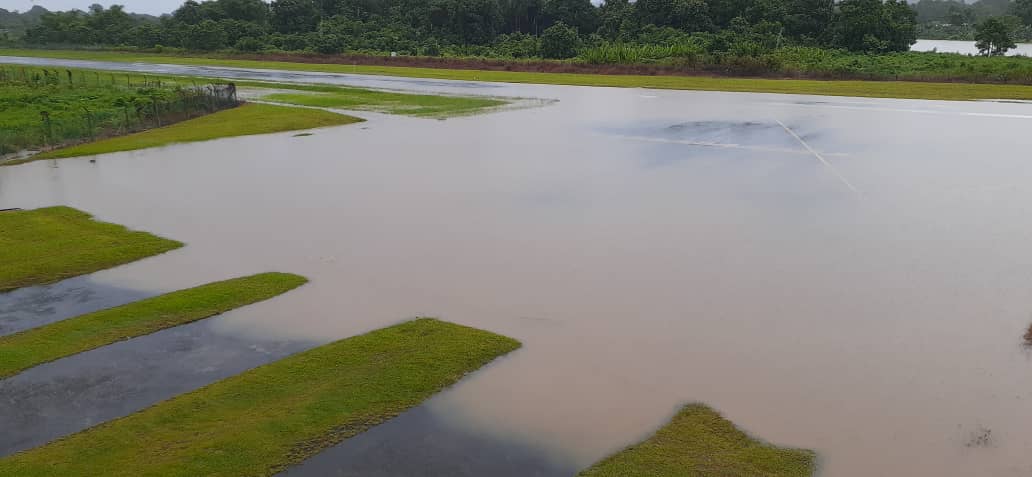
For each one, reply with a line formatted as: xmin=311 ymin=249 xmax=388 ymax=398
xmin=5 ymin=48 xmax=1032 ymax=101
xmin=28 ymin=102 xmax=361 ymax=161
xmin=0 ymin=206 xmax=182 ymax=292
xmin=0 ymin=272 xmax=307 ymax=379
xmin=0 ymin=318 xmax=521 ymax=476
xmin=579 ymin=404 xmax=816 ymax=477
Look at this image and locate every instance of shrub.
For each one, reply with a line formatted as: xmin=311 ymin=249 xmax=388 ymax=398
xmin=541 ymin=22 xmax=580 ymax=59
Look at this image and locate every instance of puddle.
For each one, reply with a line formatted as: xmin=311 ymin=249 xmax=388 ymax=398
xmin=0 ymin=317 xmax=314 ymax=456
xmin=0 ymin=277 xmax=160 ymax=337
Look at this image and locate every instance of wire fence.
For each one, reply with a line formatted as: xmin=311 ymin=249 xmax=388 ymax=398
xmin=0 ymin=67 xmax=240 ymax=156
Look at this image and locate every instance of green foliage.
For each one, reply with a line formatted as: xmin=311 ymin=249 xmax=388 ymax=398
xmin=578 ymin=403 xmax=815 ymax=477
xmin=271 ymin=0 xmax=321 ymax=34
xmin=0 ymin=272 xmax=308 ymax=379
xmin=0 ymin=67 xmax=238 ymax=156
xmin=975 ymin=17 xmax=1017 ymax=56
xmin=0 ymin=318 xmax=520 ymax=477
xmin=12 ymin=0 xmax=922 ymax=58
xmin=1014 ymin=0 xmax=1032 ymax=26
xmin=831 ymin=0 xmax=917 ymax=53
xmin=183 ymin=19 xmax=229 ymax=50
xmin=0 ymin=206 xmax=182 ymax=292
xmin=541 ymin=21 xmax=579 ymax=58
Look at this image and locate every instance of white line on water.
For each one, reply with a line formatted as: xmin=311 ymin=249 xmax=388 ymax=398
xmin=609 ymin=134 xmax=850 ymax=157
xmin=767 ymin=101 xmax=1032 ymax=120
xmin=775 ymin=119 xmax=860 ymax=195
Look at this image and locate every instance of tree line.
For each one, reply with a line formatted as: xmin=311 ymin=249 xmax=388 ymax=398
xmin=15 ymin=0 xmax=920 ymax=59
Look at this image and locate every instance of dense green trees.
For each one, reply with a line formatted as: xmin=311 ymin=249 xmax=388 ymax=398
xmin=19 ymin=0 xmax=926 ymax=60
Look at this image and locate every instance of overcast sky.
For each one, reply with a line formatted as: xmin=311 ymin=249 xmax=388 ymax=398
xmin=10 ymin=0 xmax=608 ymax=15
xmin=5 ymin=1 xmax=183 ymax=15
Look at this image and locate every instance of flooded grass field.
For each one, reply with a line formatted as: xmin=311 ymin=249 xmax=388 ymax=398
xmin=3 ymin=57 xmax=1032 ymax=475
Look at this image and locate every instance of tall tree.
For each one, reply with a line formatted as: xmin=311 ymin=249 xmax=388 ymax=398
xmin=1010 ymin=0 xmax=1032 ymax=26
xmin=217 ymin=0 xmax=270 ymax=24
xmin=271 ymin=0 xmax=320 ymax=34
xmin=635 ymin=0 xmax=714 ymax=33
xmin=783 ymin=0 xmax=833 ymax=42
xmin=832 ymin=0 xmax=917 ymax=52
xmin=975 ymin=16 xmax=1016 ymax=55
xmin=542 ymin=0 xmax=598 ymax=33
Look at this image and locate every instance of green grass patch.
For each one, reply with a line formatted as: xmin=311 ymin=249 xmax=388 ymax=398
xmin=0 ymin=272 xmax=308 ymax=379
xmin=0 ymin=206 xmax=182 ymax=292
xmin=5 ymin=48 xmax=1032 ymax=101
xmin=0 ymin=318 xmax=520 ymax=476
xmin=579 ymin=403 xmax=816 ymax=477
xmin=255 ymin=86 xmax=504 ymax=117
xmin=0 ymin=66 xmax=230 ymax=155
xmin=25 ymin=103 xmax=361 ymax=161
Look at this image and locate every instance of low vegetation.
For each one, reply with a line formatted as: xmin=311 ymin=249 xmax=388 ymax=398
xmin=6 ymin=48 xmax=1032 ymax=101
xmin=579 ymin=403 xmax=816 ymax=477
xmin=0 ymin=206 xmax=182 ymax=292
xmin=255 ymin=84 xmax=505 ymax=117
xmin=0 ymin=318 xmax=521 ymax=477
xmin=0 ymin=272 xmax=307 ymax=379
xmin=0 ymin=66 xmax=237 ymax=156
xmin=28 ymin=103 xmax=361 ymax=161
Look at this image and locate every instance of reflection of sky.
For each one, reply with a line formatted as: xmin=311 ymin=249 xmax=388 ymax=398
xmin=280 ymin=388 xmax=581 ymax=477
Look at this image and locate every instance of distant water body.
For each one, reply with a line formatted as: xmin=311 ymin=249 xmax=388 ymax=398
xmin=912 ymin=38 xmax=1032 ymax=56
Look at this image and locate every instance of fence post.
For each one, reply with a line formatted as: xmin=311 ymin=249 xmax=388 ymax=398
xmin=40 ymin=111 xmax=52 ymax=147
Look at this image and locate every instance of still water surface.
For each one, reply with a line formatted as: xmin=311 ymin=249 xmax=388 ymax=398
xmin=913 ymin=38 xmax=1032 ymax=56
xmin=2 ymin=57 xmax=1032 ymax=476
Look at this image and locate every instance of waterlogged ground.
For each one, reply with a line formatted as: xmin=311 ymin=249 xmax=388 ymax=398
xmin=3 ymin=57 xmax=1032 ymax=476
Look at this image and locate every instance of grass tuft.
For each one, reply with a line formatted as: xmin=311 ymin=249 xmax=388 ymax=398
xmin=0 ymin=272 xmax=308 ymax=379
xmin=579 ymin=403 xmax=816 ymax=477
xmin=0 ymin=318 xmax=521 ymax=477
xmin=0 ymin=206 xmax=182 ymax=292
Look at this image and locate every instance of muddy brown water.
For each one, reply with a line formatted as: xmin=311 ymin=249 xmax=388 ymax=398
xmin=3 ymin=56 xmax=1032 ymax=475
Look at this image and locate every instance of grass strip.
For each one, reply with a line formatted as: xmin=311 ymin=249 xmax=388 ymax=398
xmin=0 ymin=318 xmax=521 ymax=476
xmin=0 ymin=272 xmax=308 ymax=379
xmin=0 ymin=206 xmax=182 ymax=292
xmin=5 ymin=48 xmax=1032 ymax=101
xmin=579 ymin=403 xmax=816 ymax=477
xmin=254 ymin=86 xmax=504 ymax=117
xmin=24 ymin=103 xmax=362 ymax=162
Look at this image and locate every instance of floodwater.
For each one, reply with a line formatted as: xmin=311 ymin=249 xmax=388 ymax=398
xmin=0 ymin=277 xmax=159 ymax=336
xmin=3 ymin=56 xmax=1032 ymax=476
xmin=912 ymin=38 xmax=1032 ymax=56
xmin=0 ymin=313 xmax=313 ymax=455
